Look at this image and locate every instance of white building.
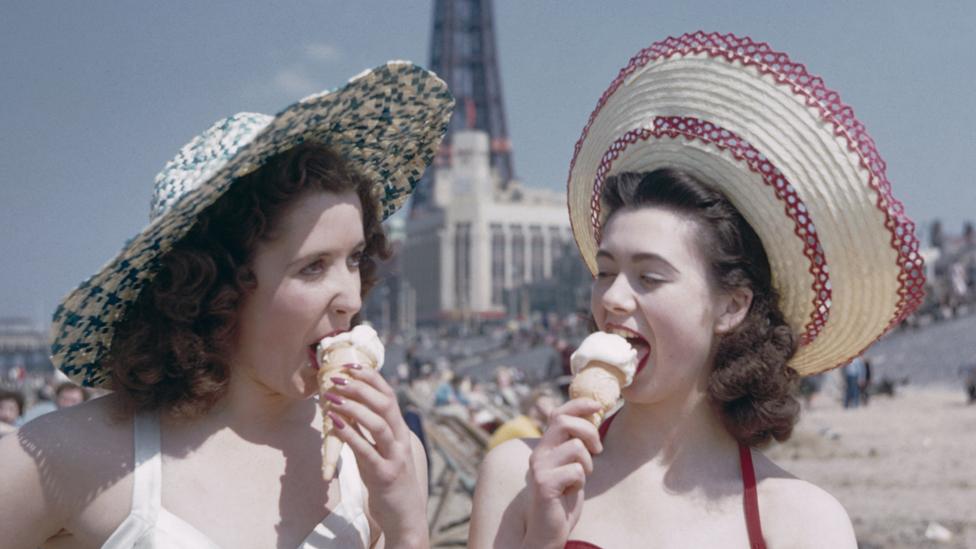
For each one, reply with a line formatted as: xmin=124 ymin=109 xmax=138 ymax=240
xmin=403 ymin=130 xmax=574 ymax=322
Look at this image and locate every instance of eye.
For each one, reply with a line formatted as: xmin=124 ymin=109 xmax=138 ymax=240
xmin=299 ymin=259 xmax=325 ymax=277
xmin=348 ymin=250 xmax=365 ymax=269
xmin=640 ymin=273 xmax=666 ymax=287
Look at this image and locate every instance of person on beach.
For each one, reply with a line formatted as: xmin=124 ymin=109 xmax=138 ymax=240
xmin=0 ymin=388 xmax=25 ymax=436
xmin=0 ymin=62 xmax=453 ymax=548
xmin=843 ymin=356 xmax=867 ymax=408
xmin=53 ymin=382 xmax=87 ymax=409
xmin=469 ymin=31 xmax=925 ymax=549
xmin=487 ymin=385 xmax=561 ymax=451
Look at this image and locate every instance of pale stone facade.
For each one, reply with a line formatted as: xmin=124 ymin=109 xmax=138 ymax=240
xmin=403 ymin=130 xmax=573 ymax=321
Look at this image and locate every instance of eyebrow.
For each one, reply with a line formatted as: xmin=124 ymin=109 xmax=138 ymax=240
xmin=595 ymin=250 xmax=680 ymax=274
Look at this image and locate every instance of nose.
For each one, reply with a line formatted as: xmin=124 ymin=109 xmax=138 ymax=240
xmin=329 ymin=264 xmax=363 ymax=319
xmin=600 ymin=273 xmax=636 ymax=315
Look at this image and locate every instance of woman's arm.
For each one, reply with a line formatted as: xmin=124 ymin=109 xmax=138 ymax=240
xmin=468 ymin=438 xmax=533 ymax=549
xmin=469 ymin=399 xmax=604 ymax=549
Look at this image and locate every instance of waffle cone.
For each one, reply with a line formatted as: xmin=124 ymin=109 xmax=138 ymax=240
xmin=569 ymin=361 xmax=626 ymax=427
xmin=318 ymin=344 xmax=377 ymax=480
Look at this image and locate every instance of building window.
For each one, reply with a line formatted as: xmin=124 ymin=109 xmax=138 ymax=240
xmin=491 ymin=224 xmax=505 ymax=305
xmin=511 ymin=224 xmax=525 ymax=285
xmin=549 ymin=226 xmax=564 ymax=271
xmin=454 ymin=222 xmax=471 ymax=311
xmin=530 ymin=225 xmax=544 ymax=281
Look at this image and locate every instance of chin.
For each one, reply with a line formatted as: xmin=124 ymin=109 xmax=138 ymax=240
xmin=300 ymin=382 xmax=320 ymax=399
xmin=295 ymin=374 xmax=321 ymax=399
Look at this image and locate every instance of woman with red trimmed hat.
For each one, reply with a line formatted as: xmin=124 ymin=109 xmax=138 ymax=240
xmin=0 ymin=63 xmax=453 ymax=548
xmin=470 ymin=32 xmax=924 ymax=549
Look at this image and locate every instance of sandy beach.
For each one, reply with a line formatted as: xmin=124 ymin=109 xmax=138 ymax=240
xmin=766 ymin=385 xmax=976 ymax=549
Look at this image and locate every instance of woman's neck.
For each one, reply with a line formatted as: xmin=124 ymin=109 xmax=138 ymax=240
xmin=174 ymin=371 xmax=316 ymax=446
xmin=603 ymin=388 xmax=740 ymax=484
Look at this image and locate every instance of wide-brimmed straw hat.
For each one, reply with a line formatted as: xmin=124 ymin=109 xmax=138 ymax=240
xmin=567 ymin=32 xmax=925 ymax=376
xmin=52 ymin=61 xmax=454 ymax=388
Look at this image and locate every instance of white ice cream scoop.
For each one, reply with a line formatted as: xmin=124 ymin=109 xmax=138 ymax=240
xmin=569 ymin=332 xmax=638 ymax=426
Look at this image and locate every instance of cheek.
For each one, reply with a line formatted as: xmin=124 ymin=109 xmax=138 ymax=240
xmin=246 ymin=286 xmax=316 ymax=343
xmin=267 ymin=287 xmax=314 ymax=318
xmin=643 ymin=292 xmax=713 ymax=353
xmin=589 ymin=282 xmax=608 ymax=324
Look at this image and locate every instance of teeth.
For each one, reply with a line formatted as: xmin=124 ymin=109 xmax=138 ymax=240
xmin=607 ymin=327 xmax=635 ymax=339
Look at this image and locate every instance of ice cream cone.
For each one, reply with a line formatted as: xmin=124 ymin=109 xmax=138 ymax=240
xmin=318 ymin=343 xmax=378 ymax=481
xmin=568 ymin=332 xmax=638 ymax=427
xmin=569 ymin=361 xmax=627 ymax=426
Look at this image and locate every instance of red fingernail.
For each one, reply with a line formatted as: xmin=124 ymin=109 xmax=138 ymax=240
xmin=342 ymin=363 xmax=362 ymax=370
xmin=323 ymin=392 xmax=343 ymax=405
xmin=330 ymin=376 xmax=348 ymax=386
xmin=328 ymin=412 xmax=346 ymax=429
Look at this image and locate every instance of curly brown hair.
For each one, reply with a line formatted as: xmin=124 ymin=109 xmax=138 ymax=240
xmin=601 ymin=168 xmax=800 ymax=447
xmin=104 ymin=142 xmax=391 ymax=418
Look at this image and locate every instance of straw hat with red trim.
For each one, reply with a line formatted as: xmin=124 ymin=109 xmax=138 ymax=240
xmin=567 ymin=31 xmax=925 ymax=376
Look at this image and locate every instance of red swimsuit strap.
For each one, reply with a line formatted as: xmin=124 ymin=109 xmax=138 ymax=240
xmin=739 ymin=442 xmax=767 ymax=549
xmin=597 ymin=410 xmax=618 ymax=440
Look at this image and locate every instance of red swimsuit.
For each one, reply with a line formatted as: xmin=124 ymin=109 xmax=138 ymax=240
xmin=564 ymin=413 xmax=767 ymax=549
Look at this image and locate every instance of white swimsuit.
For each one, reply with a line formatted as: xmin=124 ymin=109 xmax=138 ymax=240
xmin=101 ymin=411 xmax=371 ymax=548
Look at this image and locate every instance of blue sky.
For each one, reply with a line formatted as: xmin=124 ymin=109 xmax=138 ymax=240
xmin=2 ymin=1 xmax=974 ymax=326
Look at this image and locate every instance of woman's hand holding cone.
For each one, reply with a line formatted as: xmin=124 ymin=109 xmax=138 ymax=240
xmin=325 ymin=364 xmax=428 ymax=547
xmin=522 ymin=398 xmax=604 ymax=549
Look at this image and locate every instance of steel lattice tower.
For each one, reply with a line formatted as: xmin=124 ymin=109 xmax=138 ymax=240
xmin=411 ymin=0 xmax=514 ymax=214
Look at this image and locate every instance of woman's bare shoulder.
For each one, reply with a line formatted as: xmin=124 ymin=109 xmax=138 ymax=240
xmin=751 ymin=450 xmax=857 ymax=548
xmin=468 ymin=438 xmax=537 ymax=548
xmin=17 ymin=393 xmax=131 ymax=454
xmin=0 ymin=393 xmax=134 ymax=547
xmin=481 ymin=437 xmax=537 ymax=480
xmin=474 ymin=437 xmax=536 ymax=512
xmin=9 ymin=393 xmax=133 ymax=487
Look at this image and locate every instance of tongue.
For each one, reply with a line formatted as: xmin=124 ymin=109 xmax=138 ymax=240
xmin=628 ymin=339 xmax=650 ymax=360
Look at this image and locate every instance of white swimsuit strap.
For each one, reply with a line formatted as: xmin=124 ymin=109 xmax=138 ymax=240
xmin=336 ymin=444 xmax=366 ymax=514
xmin=131 ymin=410 xmax=162 ymax=518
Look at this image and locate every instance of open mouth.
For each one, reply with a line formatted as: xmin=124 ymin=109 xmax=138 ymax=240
xmin=605 ymin=324 xmax=652 ymax=375
xmin=308 ymin=328 xmax=348 ymax=370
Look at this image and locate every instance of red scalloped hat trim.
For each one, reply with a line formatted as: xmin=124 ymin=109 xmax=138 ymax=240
xmin=570 ymin=30 xmax=925 ymax=342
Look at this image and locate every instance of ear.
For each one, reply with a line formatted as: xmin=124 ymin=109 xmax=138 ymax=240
xmin=714 ymin=286 xmax=753 ymax=335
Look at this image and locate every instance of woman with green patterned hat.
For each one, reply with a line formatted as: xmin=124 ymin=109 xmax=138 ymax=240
xmin=0 ymin=62 xmax=453 ymax=549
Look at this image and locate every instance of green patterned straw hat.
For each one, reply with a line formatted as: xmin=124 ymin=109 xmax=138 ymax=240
xmin=51 ymin=61 xmax=454 ymax=388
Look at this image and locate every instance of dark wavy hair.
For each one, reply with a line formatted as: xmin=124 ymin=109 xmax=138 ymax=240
xmin=103 ymin=142 xmax=391 ymax=418
xmin=601 ymin=168 xmax=800 ymax=447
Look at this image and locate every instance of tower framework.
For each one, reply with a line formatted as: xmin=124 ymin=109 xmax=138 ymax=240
xmin=412 ymin=0 xmax=514 ymax=214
